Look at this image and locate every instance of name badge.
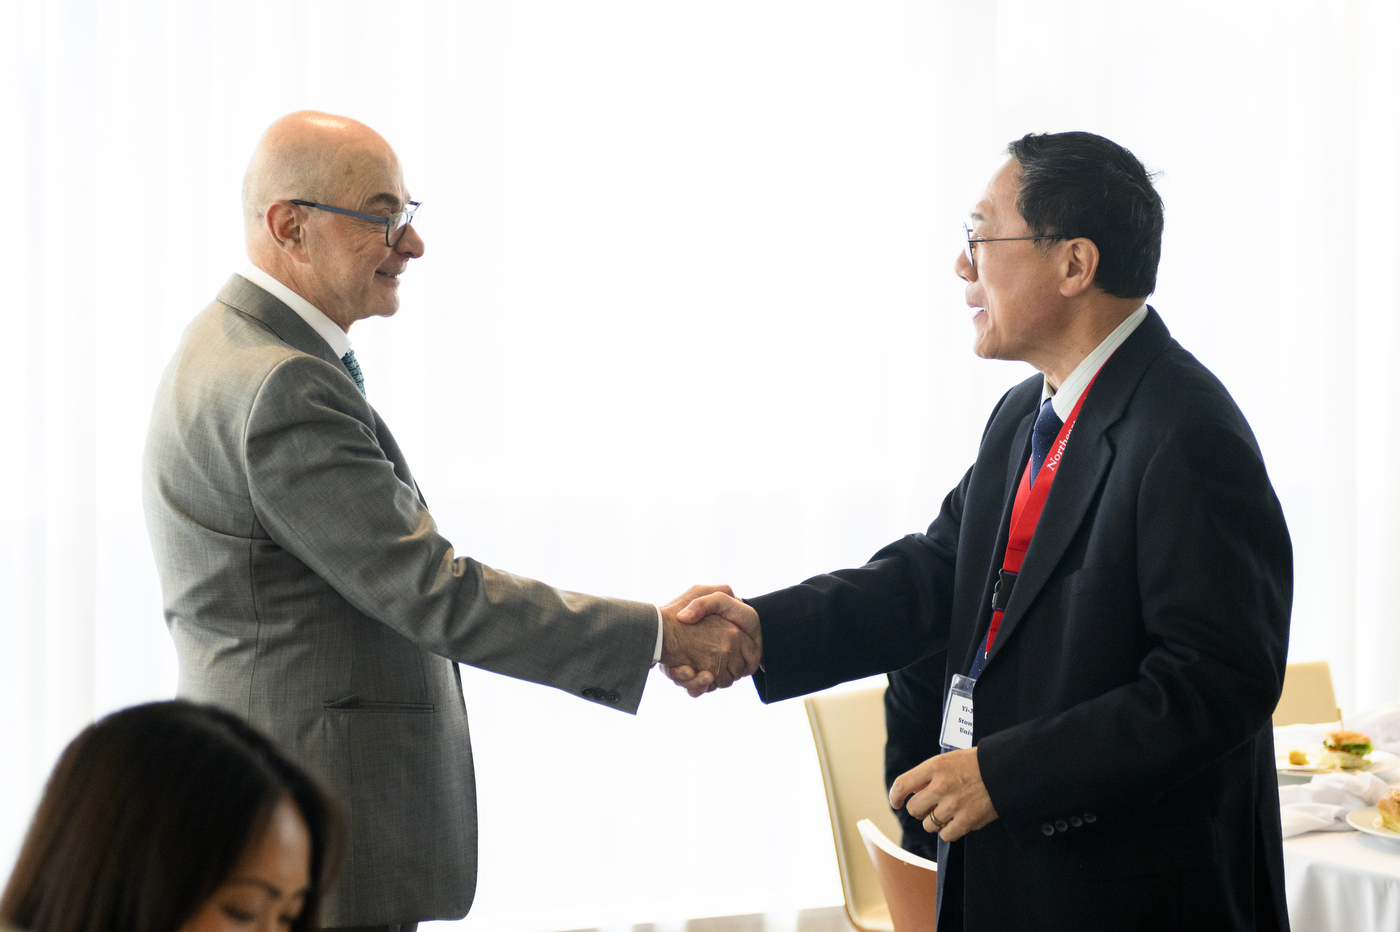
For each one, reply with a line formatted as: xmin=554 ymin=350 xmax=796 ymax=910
xmin=939 ymin=673 xmax=976 ymax=751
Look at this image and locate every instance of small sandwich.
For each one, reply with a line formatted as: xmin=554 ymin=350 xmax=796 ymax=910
xmin=1380 ymin=790 xmax=1400 ymax=833
xmin=1321 ymin=729 xmax=1374 ymax=770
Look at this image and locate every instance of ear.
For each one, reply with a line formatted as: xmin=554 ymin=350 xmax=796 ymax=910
xmin=1058 ymin=238 xmax=1100 ymax=298
xmin=265 ymin=200 xmax=310 ymax=262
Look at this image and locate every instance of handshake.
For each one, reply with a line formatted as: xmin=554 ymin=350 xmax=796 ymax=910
xmin=658 ymin=585 xmax=762 ymax=697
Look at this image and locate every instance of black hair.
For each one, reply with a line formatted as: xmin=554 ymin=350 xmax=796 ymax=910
xmin=1 ymin=700 xmax=344 ymax=932
xmin=1008 ymin=131 xmax=1164 ymax=299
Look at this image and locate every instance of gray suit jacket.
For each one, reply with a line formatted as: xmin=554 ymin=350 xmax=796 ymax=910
xmin=143 ymin=274 xmax=657 ymax=925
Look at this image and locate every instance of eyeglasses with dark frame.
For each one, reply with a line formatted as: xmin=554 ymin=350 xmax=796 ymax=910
xmin=292 ymin=199 xmax=423 ymax=247
xmin=962 ymin=222 xmax=1063 ymax=270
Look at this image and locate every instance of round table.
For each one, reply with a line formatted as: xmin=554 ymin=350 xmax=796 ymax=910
xmin=1283 ymin=828 xmax=1400 ymax=930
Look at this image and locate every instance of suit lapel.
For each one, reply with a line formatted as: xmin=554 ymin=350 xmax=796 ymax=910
xmin=986 ymin=417 xmax=1113 ymax=663
xmin=984 ymin=308 xmax=1173 ymax=668
xmin=953 ymin=400 xmax=1035 ymax=676
xmin=217 ymin=274 xmax=426 ymax=508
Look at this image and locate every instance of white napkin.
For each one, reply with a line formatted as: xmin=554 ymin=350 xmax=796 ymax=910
xmin=1344 ymin=704 xmax=1400 ymax=755
xmin=1277 ymin=771 xmax=1390 ymax=838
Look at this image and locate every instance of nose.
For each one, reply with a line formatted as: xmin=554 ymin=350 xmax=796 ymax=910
xmin=955 ymin=245 xmax=976 ymax=282
xmin=396 ymin=221 xmax=425 ymax=259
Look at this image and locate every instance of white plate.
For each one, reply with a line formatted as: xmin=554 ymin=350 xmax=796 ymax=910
xmin=1275 ymin=746 xmax=1399 ymax=776
xmin=1346 ymin=806 xmax=1400 ymax=841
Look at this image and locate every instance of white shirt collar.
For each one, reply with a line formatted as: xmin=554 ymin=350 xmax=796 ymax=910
xmin=1042 ymin=304 xmax=1149 ymax=419
xmin=241 ymin=264 xmax=353 ymax=358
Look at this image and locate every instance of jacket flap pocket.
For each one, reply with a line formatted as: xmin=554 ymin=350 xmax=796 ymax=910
xmin=324 ymin=695 xmax=434 ymax=714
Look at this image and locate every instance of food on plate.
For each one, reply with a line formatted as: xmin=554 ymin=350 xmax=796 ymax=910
xmin=1321 ymin=729 xmax=1374 ymax=770
xmin=1380 ymin=791 xmax=1400 ymax=832
xmin=1288 ymin=749 xmax=1310 ymax=766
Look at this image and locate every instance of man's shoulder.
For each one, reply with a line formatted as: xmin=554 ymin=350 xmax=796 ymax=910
xmin=158 ymin=289 xmax=355 ymax=424
xmin=1135 ymin=341 xmax=1254 ymax=433
xmin=1076 ymin=336 xmax=1265 ymax=486
xmin=1066 ymin=307 xmax=1256 ymax=445
xmin=179 ymin=298 xmax=313 ymax=381
xmin=181 ymin=274 xmax=337 ymax=361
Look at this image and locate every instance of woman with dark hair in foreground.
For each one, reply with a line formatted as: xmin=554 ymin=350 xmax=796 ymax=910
xmin=1 ymin=700 xmax=344 ymax=932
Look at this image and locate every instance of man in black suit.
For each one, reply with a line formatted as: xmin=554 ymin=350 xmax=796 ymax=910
xmin=669 ymin=132 xmax=1292 ymax=931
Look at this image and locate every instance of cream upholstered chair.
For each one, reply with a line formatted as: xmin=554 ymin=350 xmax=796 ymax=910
xmin=805 ymin=685 xmax=902 ymax=932
xmin=858 ymin=819 xmax=938 ymax=932
xmin=1272 ymin=660 xmax=1341 ymax=727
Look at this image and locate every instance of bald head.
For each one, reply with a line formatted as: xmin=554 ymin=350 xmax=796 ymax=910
xmin=242 ymin=111 xmax=423 ymax=331
xmin=243 ymin=111 xmax=397 ymax=235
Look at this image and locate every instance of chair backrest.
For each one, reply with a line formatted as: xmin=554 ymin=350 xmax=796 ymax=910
xmin=805 ymin=685 xmax=903 ymax=932
xmin=858 ymin=819 xmax=938 ymax=932
xmin=1273 ymin=660 xmax=1341 ymax=727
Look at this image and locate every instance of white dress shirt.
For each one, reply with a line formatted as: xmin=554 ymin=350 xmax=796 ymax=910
xmin=1042 ymin=304 xmax=1148 ymax=417
xmin=240 ymin=263 xmax=668 ymax=664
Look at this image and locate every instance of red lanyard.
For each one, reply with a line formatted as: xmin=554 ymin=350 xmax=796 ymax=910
xmin=983 ymin=372 xmax=1100 ymax=655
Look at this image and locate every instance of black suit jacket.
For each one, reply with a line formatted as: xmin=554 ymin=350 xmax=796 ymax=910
xmin=750 ymin=310 xmax=1292 ymax=931
xmin=885 ymin=652 xmax=948 ymax=861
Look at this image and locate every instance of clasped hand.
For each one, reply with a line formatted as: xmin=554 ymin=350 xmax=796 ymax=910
xmin=658 ymin=587 xmax=762 ymax=696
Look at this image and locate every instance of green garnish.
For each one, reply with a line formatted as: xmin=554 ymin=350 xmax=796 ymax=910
xmin=1326 ymin=740 xmax=1373 ymax=756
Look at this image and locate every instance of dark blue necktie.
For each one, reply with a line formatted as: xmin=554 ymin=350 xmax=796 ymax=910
xmin=342 ymin=349 xmax=365 ymax=397
xmin=1029 ymin=396 xmax=1062 ymax=487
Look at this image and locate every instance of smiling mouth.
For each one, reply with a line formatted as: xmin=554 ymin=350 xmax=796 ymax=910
xmin=376 ymin=270 xmax=401 ymax=280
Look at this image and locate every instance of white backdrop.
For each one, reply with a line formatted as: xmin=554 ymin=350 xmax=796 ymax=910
xmin=3 ymin=1 xmax=1399 ymax=928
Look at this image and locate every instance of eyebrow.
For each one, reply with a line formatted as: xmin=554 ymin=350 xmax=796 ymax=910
xmin=363 ymin=192 xmax=404 ymax=212
xmin=225 ymin=879 xmax=310 ymax=899
xmin=969 ymin=210 xmax=986 ymax=222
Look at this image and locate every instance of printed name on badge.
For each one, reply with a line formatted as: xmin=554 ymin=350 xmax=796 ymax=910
xmin=940 ymin=674 xmax=976 ymax=751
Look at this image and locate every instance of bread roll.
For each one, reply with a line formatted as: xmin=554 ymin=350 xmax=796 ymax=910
xmin=1379 ymin=791 xmax=1400 ymax=832
xmin=1320 ymin=749 xmax=1370 ymax=771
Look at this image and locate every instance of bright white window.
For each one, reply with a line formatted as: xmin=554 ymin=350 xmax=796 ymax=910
xmin=3 ymin=2 xmax=1398 ymax=928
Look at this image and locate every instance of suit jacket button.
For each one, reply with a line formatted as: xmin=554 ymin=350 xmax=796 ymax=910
xmin=1070 ymin=816 xmax=1083 ymax=828
xmin=1084 ymin=812 xmax=1097 ymax=823
xmin=582 ymin=687 xmax=598 ymax=699
xmin=605 ymin=690 xmax=620 ymax=703
xmin=1054 ymin=820 xmax=1068 ymax=833
xmin=1041 ymin=823 xmax=1055 ymax=836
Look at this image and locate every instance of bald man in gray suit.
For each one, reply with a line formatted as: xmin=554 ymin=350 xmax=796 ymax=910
xmin=142 ymin=111 xmax=757 ymax=932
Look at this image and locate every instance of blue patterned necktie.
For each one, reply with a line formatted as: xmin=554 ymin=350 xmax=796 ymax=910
xmin=1029 ymin=396 xmax=1062 ymax=487
xmin=341 ymin=349 xmax=366 ymax=397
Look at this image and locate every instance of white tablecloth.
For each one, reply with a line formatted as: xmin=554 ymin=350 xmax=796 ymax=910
xmin=1280 ymin=707 xmax=1400 ymax=930
xmin=1283 ymin=829 xmax=1400 ymax=931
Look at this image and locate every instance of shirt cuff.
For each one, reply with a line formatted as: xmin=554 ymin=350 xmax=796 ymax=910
xmin=653 ymin=606 xmax=664 ymax=665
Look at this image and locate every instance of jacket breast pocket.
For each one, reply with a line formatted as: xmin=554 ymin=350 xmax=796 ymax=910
xmin=324 ymin=694 xmax=435 ymax=714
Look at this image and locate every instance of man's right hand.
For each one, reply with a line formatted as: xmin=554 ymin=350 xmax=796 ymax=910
xmin=662 ymin=591 xmax=762 ymax=697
